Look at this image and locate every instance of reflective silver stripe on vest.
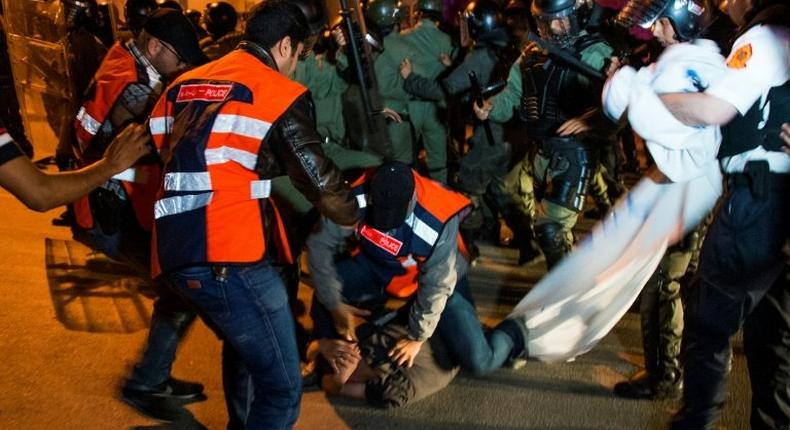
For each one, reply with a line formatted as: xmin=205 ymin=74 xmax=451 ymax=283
xmin=163 ymin=172 xmax=212 ymax=192
xmin=112 ymin=168 xmax=139 ymax=183
xmin=154 ymin=192 xmax=213 ymax=219
xmin=409 ymin=213 xmax=440 ymax=246
xmin=149 ymin=116 xmax=173 ymax=136
xmin=204 ymin=146 xmax=258 ymax=170
xmin=162 ymin=172 xmax=271 ymax=199
xmin=212 ymin=114 xmax=271 ymax=140
xmin=76 ymin=107 xmax=101 ymax=136
xmin=250 ymin=180 xmax=272 ymax=199
xmin=0 ymin=133 xmax=13 ymax=148
xmin=355 ymin=193 xmax=367 ymax=209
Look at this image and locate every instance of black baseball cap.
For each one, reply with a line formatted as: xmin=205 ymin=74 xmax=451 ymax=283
xmin=144 ymin=8 xmax=209 ymax=66
xmin=367 ymin=161 xmax=415 ymax=231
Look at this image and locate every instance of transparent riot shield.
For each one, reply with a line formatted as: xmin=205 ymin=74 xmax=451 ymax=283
xmin=1 ymin=0 xmax=75 ymax=156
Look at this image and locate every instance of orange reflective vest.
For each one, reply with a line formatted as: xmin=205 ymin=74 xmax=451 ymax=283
xmin=72 ymin=41 xmax=161 ymax=231
xmin=149 ymin=50 xmax=301 ymax=276
xmin=351 ymin=170 xmax=471 ymax=298
xmin=74 ymin=41 xmax=139 ymax=152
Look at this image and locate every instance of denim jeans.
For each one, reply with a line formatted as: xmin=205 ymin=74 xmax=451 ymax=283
xmin=311 ymin=254 xmax=524 ymax=375
xmin=168 ymin=262 xmax=301 ymax=430
xmin=435 ymin=277 xmax=525 ymax=376
xmin=127 ymin=283 xmax=197 ymax=391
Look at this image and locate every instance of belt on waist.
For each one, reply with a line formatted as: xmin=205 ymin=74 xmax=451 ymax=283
xmin=727 ymin=160 xmax=790 ymax=197
xmin=532 ymin=136 xmax=585 ymax=152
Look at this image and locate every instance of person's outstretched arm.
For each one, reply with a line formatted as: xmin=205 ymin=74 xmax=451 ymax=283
xmin=0 ymin=124 xmax=150 ymax=212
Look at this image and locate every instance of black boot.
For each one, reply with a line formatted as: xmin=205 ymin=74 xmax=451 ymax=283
xmin=502 ymin=207 xmax=541 ymax=265
xmin=534 ymin=222 xmax=571 ymax=270
xmin=615 ymin=266 xmax=683 ymax=401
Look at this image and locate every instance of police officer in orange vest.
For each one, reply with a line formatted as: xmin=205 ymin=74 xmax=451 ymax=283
xmin=147 ymin=1 xmax=358 ymax=428
xmin=71 ymin=8 xmax=210 ymax=422
xmin=308 ymin=161 xmax=527 ymax=375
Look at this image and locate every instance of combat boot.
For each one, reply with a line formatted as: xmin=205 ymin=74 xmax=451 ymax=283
xmin=613 ymin=368 xmax=681 ymax=401
xmin=502 ymin=209 xmax=541 ymax=265
xmin=535 ymin=222 xmax=571 ymax=269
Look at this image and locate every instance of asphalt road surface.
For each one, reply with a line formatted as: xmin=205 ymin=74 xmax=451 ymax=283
xmin=0 ymin=178 xmax=751 ymax=430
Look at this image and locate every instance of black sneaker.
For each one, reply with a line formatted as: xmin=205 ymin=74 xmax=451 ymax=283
xmin=614 ymin=369 xmax=682 ymax=401
xmin=122 ymin=386 xmax=189 ymax=422
xmin=156 ymin=377 xmax=205 ymax=400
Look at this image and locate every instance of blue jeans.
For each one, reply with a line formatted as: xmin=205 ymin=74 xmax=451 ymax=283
xmin=436 ymin=278 xmax=525 ymax=376
xmin=127 ymin=283 xmax=197 ymax=391
xmin=168 ymin=262 xmax=301 ymax=430
xmin=310 ymin=254 xmax=524 ymax=375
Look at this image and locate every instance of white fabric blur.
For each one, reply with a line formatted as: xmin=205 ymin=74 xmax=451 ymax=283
xmin=509 ymin=40 xmax=727 ymax=362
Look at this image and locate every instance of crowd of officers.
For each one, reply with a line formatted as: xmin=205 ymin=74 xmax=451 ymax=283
xmin=0 ymin=0 xmax=788 ymax=428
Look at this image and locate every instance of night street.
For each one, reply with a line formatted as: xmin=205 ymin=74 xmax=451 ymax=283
xmin=0 ymin=173 xmax=751 ymax=429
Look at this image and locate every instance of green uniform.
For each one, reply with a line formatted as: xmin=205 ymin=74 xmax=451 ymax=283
xmin=488 ymin=37 xmax=613 ymax=263
xmin=294 ymin=52 xmax=383 ymax=171
xmin=374 ymin=31 xmax=416 ymax=166
xmin=403 ymin=43 xmax=525 ymax=252
xmin=398 ymin=19 xmax=454 ymax=183
xmin=275 ymin=53 xmax=384 ymax=221
xmin=623 ymin=217 xmax=710 ymax=399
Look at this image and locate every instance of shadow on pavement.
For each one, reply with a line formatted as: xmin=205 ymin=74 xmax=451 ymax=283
xmin=44 ymin=238 xmax=153 ymax=333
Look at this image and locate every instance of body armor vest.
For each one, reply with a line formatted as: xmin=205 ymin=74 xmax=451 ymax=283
xmin=518 ymin=34 xmax=604 ymax=138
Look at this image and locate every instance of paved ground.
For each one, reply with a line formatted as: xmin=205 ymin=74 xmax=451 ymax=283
xmin=0 ymin=168 xmax=752 ymax=429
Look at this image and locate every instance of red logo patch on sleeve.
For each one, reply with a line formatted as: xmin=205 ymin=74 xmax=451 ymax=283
xmin=727 ymin=44 xmax=752 ymax=70
xmin=176 ymin=84 xmax=233 ymax=103
xmin=360 ymin=225 xmax=403 ymax=255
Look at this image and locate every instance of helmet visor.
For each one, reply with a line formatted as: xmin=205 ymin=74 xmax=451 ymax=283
xmin=533 ymin=6 xmax=581 ymax=46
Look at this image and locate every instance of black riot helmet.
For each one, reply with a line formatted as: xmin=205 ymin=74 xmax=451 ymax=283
xmin=531 ymin=0 xmax=585 ymax=47
xmin=462 ymin=0 xmax=510 ymax=47
xmin=617 ymin=0 xmax=716 ymax=41
xmin=125 ymin=0 xmax=158 ymax=37
xmin=204 ymin=1 xmax=238 ymax=39
xmin=63 ymin=0 xmax=99 ymax=29
xmin=286 ymin=0 xmax=328 ymax=36
xmin=157 ymin=0 xmax=182 ymax=11
xmin=504 ymin=0 xmax=535 ymax=40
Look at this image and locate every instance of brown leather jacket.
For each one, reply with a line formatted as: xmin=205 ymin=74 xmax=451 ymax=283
xmin=239 ymin=41 xmax=360 ymax=227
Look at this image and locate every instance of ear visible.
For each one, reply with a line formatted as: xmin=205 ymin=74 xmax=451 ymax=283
xmin=278 ymin=36 xmax=293 ymax=58
xmin=147 ymin=37 xmax=163 ymax=56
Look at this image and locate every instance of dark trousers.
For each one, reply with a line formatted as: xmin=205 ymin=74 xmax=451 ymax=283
xmin=76 ymin=208 xmax=198 ymax=393
xmin=168 ymin=262 xmax=301 ymax=430
xmin=127 ymin=284 xmax=197 ymax=390
xmin=310 ymin=253 xmax=524 ymax=375
xmin=674 ymin=171 xmax=790 ymax=429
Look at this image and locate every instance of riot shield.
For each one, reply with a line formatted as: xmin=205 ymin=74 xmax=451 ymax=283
xmin=1 ymin=0 xmax=76 ymax=156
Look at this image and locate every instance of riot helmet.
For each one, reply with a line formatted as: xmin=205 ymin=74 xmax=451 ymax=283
xmin=462 ymin=0 xmax=510 ymax=47
xmin=125 ymin=0 xmax=158 ymax=37
xmin=504 ymin=0 xmax=534 ymax=41
xmin=63 ymin=0 xmax=99 ymax=29
xmin=616 ymin=0 xmax=716 ymax=41
xmin=417 ymin=0 xmax=443 ymax=20
xmin=185 ymin=8 xmax=202 ymax=26
xmin=185 ymin=8 xmax=201 ymax=19
xmin=204 ymin=1 xmax=238 ymax=39
xmin=366 ymin=0 xmax=402 ymax=31
xmin=157 ymin=0 xmax=182 ymax=11
xmin=286 ymin=0 xmax=328 ymax=36
xmin=531 ymin=0 xmax=585 ymax=47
